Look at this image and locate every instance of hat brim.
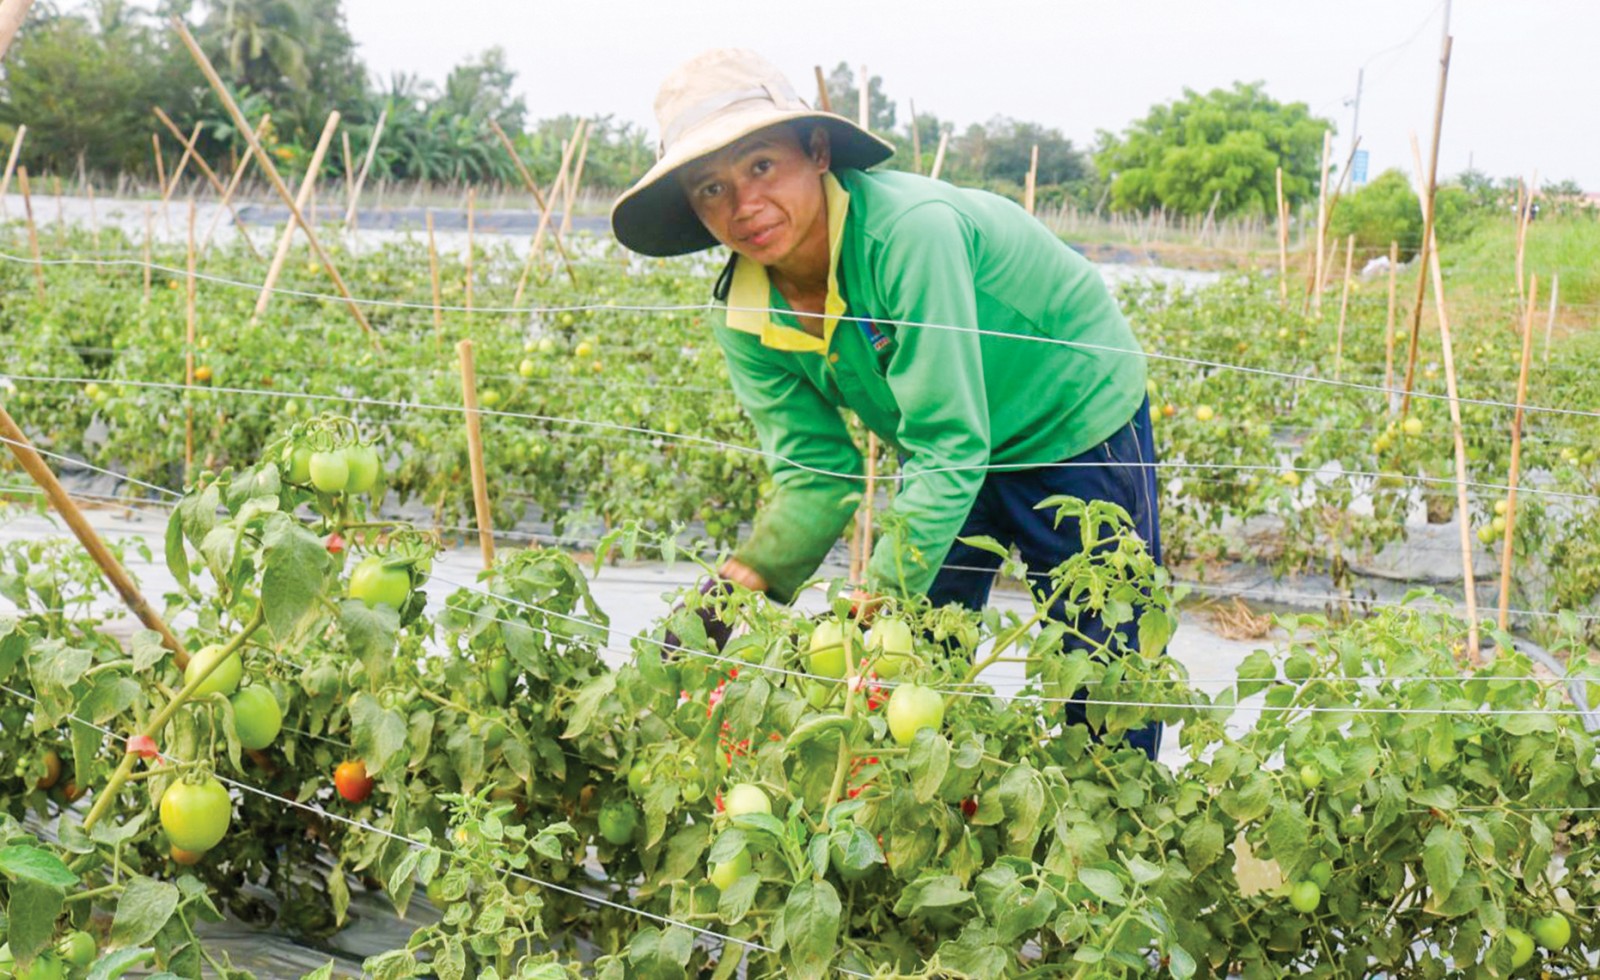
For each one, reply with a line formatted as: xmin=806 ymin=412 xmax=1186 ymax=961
xmin=610 ymin=111 xmax=894 ymax=257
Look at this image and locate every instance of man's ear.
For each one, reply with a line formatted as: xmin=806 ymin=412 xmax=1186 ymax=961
xmin=808 ymin=125 xmax=832 ymax=171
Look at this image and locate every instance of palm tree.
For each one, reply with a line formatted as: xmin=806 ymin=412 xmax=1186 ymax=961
xmin=201 ymin=0 xmax=312 ymax=94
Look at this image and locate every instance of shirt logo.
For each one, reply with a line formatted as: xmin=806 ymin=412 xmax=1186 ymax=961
xmin=856 ymin=318 xmax=891 ymax=351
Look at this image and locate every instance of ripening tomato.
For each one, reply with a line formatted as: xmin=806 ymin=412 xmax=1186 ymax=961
xmin=334 ymin=760 xmax=375 ymax=803
xmin=723 ymin=783 xmax=771 ymax=818
xmin=865 ymin=618 xmax=913 ymax=679
xmin=160 ymin=776 xmax=232 ymax=852
xmin=170 ymin=845 xmax=204 ymax=866
xmin=886 ymin=684 xmax=945 ymax=747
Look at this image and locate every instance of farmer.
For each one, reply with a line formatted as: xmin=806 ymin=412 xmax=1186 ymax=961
xmin=610 ymin=50 xmax=1163 ymax=759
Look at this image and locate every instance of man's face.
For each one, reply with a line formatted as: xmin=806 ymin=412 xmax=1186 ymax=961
xmin=679 ymin=125 xmax=831 ymax=268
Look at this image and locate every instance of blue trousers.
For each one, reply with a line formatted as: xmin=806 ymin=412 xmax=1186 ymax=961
xmin=925 ymin=397 xmax=1164 ymax=760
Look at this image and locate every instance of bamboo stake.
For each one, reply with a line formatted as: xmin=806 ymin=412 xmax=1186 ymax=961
xmin=153 ymin=107 xmax=263 ymax=259
xmin=814 ymin=65 xmax=832 ymax=112
xmin=1316 ymin=135 xmax=1364 ymax=298
xmin=160 ymin=121 xmax=203 ymax=202
xmin=465 ymin=187 xmax=475 ymax=313
xmin=17 ymin=168 xmax=42 ymax=300
xmin=142 ymin=205 xmax=152 ymax=302
xmin=0 ymin=124 xmax=25 ymax=219
xmin=184 ymin=199 xmax=197 ymax=478
xmin=0 ymin=0 xmax=38 ymax=62
xmin=560 ymin=123 xmax=591 ymax=240
xmin=456 ymin=339 xmax=495 ymax=569
xmin=1275 ymin=166 xmax=1288 ymax=308
xmin=929 ymin=131 xmax=949 ymax=181
xmin=1334 ymin=234 xmax=1354 ymax=381
xmin=909 ymin=99 xmax=922 ymax=174
xmin=1497 ymin=275 xmax=1536 ymax=630
xmin=853 ymin=70 xmax=880 ymax=585
xmin=50 ymin=175 xmax=63 ymax=243
xmin=1513 ymin=171 xmax=1536 ymax=311
xmin=1542 ymin=273 xmax=1558 ymax=366
xmin=1427 ymin=229 xmax=1478 ymax=664
xmin=252 ymin=110 xmax=339 ymax=320
xmin=0 ymin=402 xmax=188 ymax=666
xmin=1024 ymin=144 xmax=1038 ymax=215
xmin=426 ymin=209 xmax=442 ymax=356
xmin=200 ymin=114 xmax=270 ymax=253
xmin=174 ymin=16 xmax=377 ymax=345
xmin=1383 ymin=240 xmax=1399 ymax=400
xmin=1310 ymin=129 xmax=1330 ymax=318
xmin=152 ymin=133 xmax=170 ymax=232
xmin=344 ymin=107 xmax=387 ymax=231
xmin=340 ymin=130 xmax=354 ymax=221
xmin=491 ymin=117 xmax=581 ymax=297
xmin=1399 ymin=35 xmax=1454 ymax=416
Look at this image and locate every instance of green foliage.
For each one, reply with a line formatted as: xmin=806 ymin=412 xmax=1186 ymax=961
xmin=1095 ymin=81 xmax=1331 ymax=218
xmin=1328 ymin=169 xmax=1422 ymax=259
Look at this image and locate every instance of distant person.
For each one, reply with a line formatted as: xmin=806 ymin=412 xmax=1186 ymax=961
xmin=610 ymin=50 xmax=1163 ymax=758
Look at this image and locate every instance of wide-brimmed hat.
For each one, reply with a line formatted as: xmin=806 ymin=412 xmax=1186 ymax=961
xmin=610 ymin=49 xmax=894 ymax=257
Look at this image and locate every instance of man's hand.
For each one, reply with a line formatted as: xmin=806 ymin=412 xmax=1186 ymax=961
xmin=718 ymin=558 xmax=768 ymax=594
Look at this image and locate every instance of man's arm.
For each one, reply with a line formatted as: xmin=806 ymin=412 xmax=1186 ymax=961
xmin=715 ymin=324 xmax=863 ymax=603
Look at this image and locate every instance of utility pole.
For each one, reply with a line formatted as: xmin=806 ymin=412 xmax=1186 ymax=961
xmin=1348 ymin=67 xmax=1364 ymax=166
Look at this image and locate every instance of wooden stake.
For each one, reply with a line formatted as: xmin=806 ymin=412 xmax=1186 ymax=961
xmin=861 ymin=438 xmax=877 ymax=580
xmin=1497 ymin=275 xmax=1536 ymax=630
xmin=909 ymin=99 xmax=922 ymax=174
xmin=465 ymin=187 xmax=475 ymax=313
xmin=426 ymin=209 xmax=443 ymax=355
xmin=814 ymin=65 xmax=832 ymax=112
xmin=200 ymin=113 xmax=269 ymax=253
xmin=184 ymin=199 xmax=197 ymax=478
xmin=1426 ymin=230 xmax=1478 ymax=663
xmin=456 ymin=339 xmax=496 ymax=570
xmin=152 ymin=133 xmax=170 ymax=232
xmin=1275 ymin=166 xmax=1288 ymax=308
xmin=1399 ymin=35 xmax=1454 ymax=416
xmin=560 ymin=123 xmax=591 ymax=240
xmin=0 ymin=401 xmax=189 ymax=667
xmin=344 ymin=107 xmax=387 ymax=231
xmin=491 ymin=117 xmax=581 ymax=297
xmin=1542 ymin=273 xmax=1559 ymax=366
xmin=1383 ymin=240 xmax=1399 ymax=399
xmin=86 ymin=182 xmax=98 ymax=248
xmin=0 ymin=0 xmax=39 ymax=63
xmin=1334 ymin=234 xmax=1354 ymax=381
xmin=1024 ymin=144 xmax=1039 ymax=215
xmin=929 ymin=131 xmax=949 ymax=181
xmin=341 ymin=129 xmax=354 ymax=222
xmin=0 ymin=124 xmax=25 ymax=219
xmin=153 ymin=107 xmax=262 ymax=259
xmin=1311 ymin=129 xmax=1330 ymax=318
xmin=252 ymin=110 xmax=339 ymax=320
xmin=1513 ymin=171 xmax=1536 ymax=311
xmin=17 ymin=167 xmax=43 ymax=300
xmin=160 ymin=121 xmax=203 ymax=202
xmin=173 ymin=17 xmax=377 ymax=345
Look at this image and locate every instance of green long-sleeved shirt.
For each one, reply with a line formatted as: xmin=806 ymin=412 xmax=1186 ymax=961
xmin=715 ymin=167 xmax=1146 ymax=602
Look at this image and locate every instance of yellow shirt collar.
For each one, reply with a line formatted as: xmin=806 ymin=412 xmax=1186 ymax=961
xmin=723 ymin=171 xmax=849 ymax=353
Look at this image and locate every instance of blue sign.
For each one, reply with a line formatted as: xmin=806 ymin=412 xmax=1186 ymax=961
xmin=1351 ymin=149 xmax=1370 ymax=186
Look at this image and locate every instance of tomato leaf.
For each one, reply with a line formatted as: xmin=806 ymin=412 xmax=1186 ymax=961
xmin=340 ymin=599 xmax=399 ymax=686
xmin=780 ymin=879 xmax=841 ymax=980
xmin=349 ymin=692 xmax=407 ymax=776
xmin=891 ymin=874 xmax=973 ymax=918
xmin=626 ymin=925 xmax=695 ymax=980
xmin=260 ymin=512 xmax=331 ymax=644
xmin=0 ymin=842 xmax=78 ymax=887
xmin=109 ymin=876 xmax=180 ymax=947
xmin=717 ymin=871 xmax=760 ymax=925
xmin=1422 ymin=825 xmax=1467 ymax=902
xmin=84 ymin=948 xmax=156 ymax=980
xmin=906 ymin=729 xmax=950 ymax=804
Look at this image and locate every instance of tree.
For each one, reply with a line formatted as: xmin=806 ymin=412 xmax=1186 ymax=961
xmin=439 ymin=47 xmax=527 ymax=133
xmin=1094 ymin=81 xmax=1330 ymax=218
xmin=1328 ymin=169 xmax=1421 ymax=259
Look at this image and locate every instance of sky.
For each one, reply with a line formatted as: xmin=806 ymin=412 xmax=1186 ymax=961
xmin=342 ymin=0 xmax=1600 ymax=190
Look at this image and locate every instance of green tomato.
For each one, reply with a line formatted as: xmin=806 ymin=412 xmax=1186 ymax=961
xmin=723 ymin=783 xmax=771 ymax=818
xmin=681 ymin=779 xmax=704 ymax=803
xmin=309 ymin=450 xmax=350 ymax=493
xmin=627 ymin=760 xmax=652 ymax=797
xmin=1531 ymin=912 xmax=1571 ymax=950
xmin=597 ymin=800 xmax=640 ymax=845
xmin=1504 ymin=927 xmax=1536 ymax=968
xmin=160 ymin=776 xmax=232 ymax=852
xmin=342 ymin=444 xmax=381 ymax=494
xmin=55 ymin=931 xmax=95 ymax=968
xmin=15 ymin=953 xmax=63 ymax=980
xmin=708 ymin=845 xmax=751 ymax=891
xmin=807 ymin=621 xmax=848 ymax=678
xmin=230 ymin=685 xmax=282 ymax=750
xmin=1307 ymin=861 xmax=1333 ymax=891
xmin=1298 ymin=764 xmax=1323 ymax=791
xmin=886 ymin=684 xmax=945 ymax=747
xmin=486 ymin=655 xmax=510 ymax=705
xmin=349 ymin=556 xmax=411 ymax=610
xmin=286 ymin=444 xmax=313 ymax=485
xmin=518 ymin=358 xmax=536 ymax=378
xmin=184 ymin=644 xmax=243 ymax=698
xmin=866 ymin=618 xmax=913 ymax=679
xmin=1287 ymin=880 xmax=1321 ymax=914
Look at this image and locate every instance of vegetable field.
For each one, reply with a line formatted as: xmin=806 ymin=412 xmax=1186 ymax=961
xmin=1 ymin=200 xmax=1599 ymax=980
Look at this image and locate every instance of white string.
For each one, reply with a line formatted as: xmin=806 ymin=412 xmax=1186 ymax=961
xmin=0 ymin=435 xmax=185 ymax=499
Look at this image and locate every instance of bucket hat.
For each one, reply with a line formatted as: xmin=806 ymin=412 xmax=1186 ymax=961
xmin=611 ymin=49 xmax=894 ymax=257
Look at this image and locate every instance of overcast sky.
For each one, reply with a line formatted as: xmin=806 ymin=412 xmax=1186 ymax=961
xmin=342 ymin=0 xmax=1598 ymax=189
